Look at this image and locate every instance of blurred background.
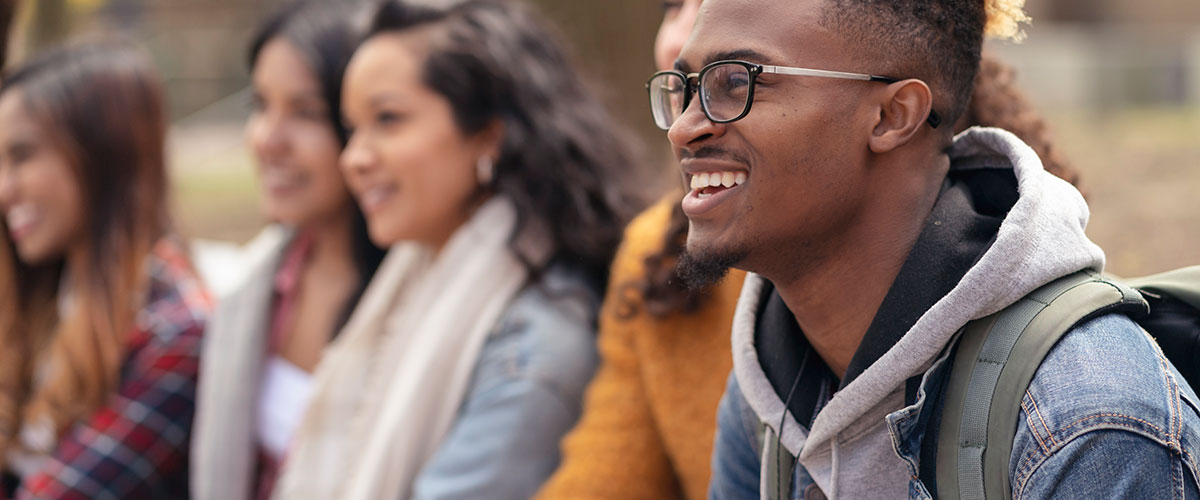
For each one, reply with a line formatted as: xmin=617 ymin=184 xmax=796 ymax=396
xmin=2 ymin=0 xmax=1197 ymax=277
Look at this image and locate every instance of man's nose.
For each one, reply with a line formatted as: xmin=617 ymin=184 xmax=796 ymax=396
xmin=667 ymin=94 xmax=726 ymax=151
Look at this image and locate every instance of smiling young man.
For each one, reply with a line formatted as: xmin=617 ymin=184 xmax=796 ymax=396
xmin=650 ymin=0 xmax=1200 ymax=498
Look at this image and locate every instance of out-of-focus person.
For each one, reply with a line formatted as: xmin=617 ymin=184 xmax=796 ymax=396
xmin=188 ymin=3 xmax=386 ymax=500
xmin=535 ymin=2 xmax=1082 ymax=500
xmin=0 ymin=40 xmax=212 ymax=499
xmin=269 ymin=0 xmax=646 ymax=499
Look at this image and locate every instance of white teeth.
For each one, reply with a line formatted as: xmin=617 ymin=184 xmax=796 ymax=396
xmin=361 ymin=186 xmax=393 ymax=209
xmin=690 ymin=171 xmax=749 ymax=191
xmin=697 ymin=192 xmax=711 ymax=199
xmin=6 ymin=205 xmax=35 ymax=230
xmin=262 ymin=168 xmax=303 ymax=190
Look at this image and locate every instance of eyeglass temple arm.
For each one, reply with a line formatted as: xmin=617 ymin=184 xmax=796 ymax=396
xmin=761 ymin=65 xmax=941 ymax=128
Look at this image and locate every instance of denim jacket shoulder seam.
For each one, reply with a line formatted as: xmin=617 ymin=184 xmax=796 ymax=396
xmin=1020 ymin=400 xmax=1051 ymax=455
xmin=1183 ymin=447 xmax=1200 ymax=489
xmin=1021 ymin=392 xmax=1057 ymax=450
xmin=1141 ymin=325 xmax=1187 ymax=443
xmin=1014 ymin=419 xmax=1184 ymax=498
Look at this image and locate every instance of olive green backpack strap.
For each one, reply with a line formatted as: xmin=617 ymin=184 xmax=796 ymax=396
xmin=935 ymin=271 xmax=1148 ymax=500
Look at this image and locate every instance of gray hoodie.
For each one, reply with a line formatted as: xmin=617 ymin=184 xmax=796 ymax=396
xmin=729 ymin=127 xmax=1106 ymax=498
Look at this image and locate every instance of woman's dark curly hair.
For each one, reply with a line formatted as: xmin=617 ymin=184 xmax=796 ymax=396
xmin=634 ymin=53 xmax=1083 ymax=319
xmin=365 ymin=0 xmax=646 ymax=284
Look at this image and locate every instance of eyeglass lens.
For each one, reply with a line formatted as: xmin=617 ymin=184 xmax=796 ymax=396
xmin=649 ymin=73 xmax=686 ymax=130
xmin=648 ymin=63 xmax=753 ymax=130
xmin=700 ymin=63 xmax=751 ymax=123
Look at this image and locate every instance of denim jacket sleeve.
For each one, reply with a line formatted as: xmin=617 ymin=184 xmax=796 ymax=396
xmin=1010 ymin=314 xmax=1200 ymax=500
xmin=710 ymin=373 xmax=766 ymax=500
xmin=409 ymin=271 xmax=600 ymax=500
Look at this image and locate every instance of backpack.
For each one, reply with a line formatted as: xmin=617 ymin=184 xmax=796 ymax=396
xmin=937 ymin=266 xmax=1200 ymax=500
xmin=757 ymin=267 xmax=1200 ymax=500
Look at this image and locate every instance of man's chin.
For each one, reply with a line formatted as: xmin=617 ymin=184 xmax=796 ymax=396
xmin=676 ymin=240 xmax=746 ymax=291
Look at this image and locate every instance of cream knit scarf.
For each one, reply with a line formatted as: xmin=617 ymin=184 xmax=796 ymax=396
xmin=273 ymin=197 xmax=550 ymax=499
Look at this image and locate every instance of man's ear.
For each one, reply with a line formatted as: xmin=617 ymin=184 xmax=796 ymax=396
xmin=867 ymin=79 xmax=934 ymax=154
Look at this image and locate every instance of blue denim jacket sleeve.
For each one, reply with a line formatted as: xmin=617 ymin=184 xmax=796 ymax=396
xmin=409 ymin=273 xmax=599 ymax=500
xmin=710 ymin=372 xmax=765 ymax=500
xmin=1010 ymin=314 xmax=1200 ymax=500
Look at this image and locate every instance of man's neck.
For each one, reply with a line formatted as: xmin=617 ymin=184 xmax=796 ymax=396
xmin=765 ymin=153 xmax=947 ymax=378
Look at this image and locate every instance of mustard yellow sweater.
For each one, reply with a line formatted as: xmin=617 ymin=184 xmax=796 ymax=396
xmin=536 ymin=196 xmax=745 ymax=500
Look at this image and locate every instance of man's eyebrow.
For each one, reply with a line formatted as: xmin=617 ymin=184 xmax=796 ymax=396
xmin=674 ymin=49 xmax=776 ymax=73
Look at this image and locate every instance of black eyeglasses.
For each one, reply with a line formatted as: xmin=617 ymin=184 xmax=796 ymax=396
xmin=645 ymin=59 xmax=941 ymax=131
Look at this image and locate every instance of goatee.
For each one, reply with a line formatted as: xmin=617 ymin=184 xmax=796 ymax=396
xmin=676 ymin=245 xmax=745 ymax=290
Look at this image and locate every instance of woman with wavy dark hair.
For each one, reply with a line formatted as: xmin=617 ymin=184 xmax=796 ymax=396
xmin=271 ymin=0 xmax=645 ymax=498
xmin=0 ymin=40 xmax=211 ymax=499
xmin=189 ymin=2 xmax=387 ymax=499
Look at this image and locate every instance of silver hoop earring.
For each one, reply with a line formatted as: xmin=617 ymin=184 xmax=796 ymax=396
xmin=476 ymin=156 xmax=495 ymax=185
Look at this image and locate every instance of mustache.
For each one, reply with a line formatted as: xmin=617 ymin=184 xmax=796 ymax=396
xmin=677 ymin=146 xmax=749 ymax=166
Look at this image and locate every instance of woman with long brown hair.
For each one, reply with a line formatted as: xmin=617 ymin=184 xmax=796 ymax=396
xmin=189 ymin=2 xmax=387 ymax=499
xmin=0 ymin=40 xmax=211 ymax=498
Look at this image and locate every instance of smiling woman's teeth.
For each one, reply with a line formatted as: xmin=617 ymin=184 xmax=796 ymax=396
xmin=361 ymin=187 xmax=392 ymax=209
xmin=6 ymin=205 xmax=36 ymax=231
xmin=690 ymin=171 xmax=747 ymax=191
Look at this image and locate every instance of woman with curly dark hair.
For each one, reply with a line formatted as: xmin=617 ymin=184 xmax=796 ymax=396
xmin=271 ymin=0 xmax=645 ymax=499
xmin=536 ymin=2 xmax=1082 ymax=500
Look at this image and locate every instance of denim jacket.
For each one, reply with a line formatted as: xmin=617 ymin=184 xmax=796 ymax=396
xmin=711 ymin=313 xmax=1200 ymax=499
xmin=409 ymin=264 xmax=601 ymax=500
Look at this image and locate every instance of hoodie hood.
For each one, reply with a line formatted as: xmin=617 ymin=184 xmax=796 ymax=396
xmin=730 ymin=127 xmax=1105 ymax=496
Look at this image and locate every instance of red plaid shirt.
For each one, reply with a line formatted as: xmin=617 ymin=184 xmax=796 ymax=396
xmin=16 ymin=240 xmax=212 ymax=500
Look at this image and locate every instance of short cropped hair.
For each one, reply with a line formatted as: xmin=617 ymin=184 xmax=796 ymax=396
xmin=821 ymin=0 xmax=986 ymax=125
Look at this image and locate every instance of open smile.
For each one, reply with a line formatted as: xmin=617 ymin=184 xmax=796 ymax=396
xmin=681 ymin=169 xmax=747 ymax=217
xmin=356 ymin=182 xmax=398 ymax=216
xmin=5 ymin=204 xmax=38 ymax=241
xmin=260 ymin=166 xmax=308 ymax=196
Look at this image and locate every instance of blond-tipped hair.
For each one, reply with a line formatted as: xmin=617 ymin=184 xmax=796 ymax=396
xmin=985 ymin=0 xmax=1031 ymax=41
